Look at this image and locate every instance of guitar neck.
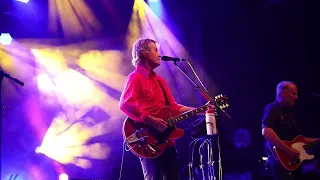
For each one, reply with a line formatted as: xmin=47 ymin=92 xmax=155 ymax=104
xmin=166 ymin=104 xmax=208 ymax=127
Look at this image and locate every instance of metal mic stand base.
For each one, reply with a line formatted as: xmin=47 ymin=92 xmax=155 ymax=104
xmin=188 ymin=134 xmax=222 ymax=180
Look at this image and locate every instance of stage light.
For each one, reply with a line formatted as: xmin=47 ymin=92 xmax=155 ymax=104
xmin=36 ymin=73 xmax=55 ymax=95
xmin=147 ymin=0 xmax=163 ymax=18
xmin=48 ymin=0 xmax=101 ymax=38
xmin=59 ymin=173 xmax=69 ymax=180
xmin=16 ymin=0 xmax=30 ymax=3
xmin=0 ymin=33 xmax=13 ymax=45
xmin=35 ymin=146 xmax=41 ymax=154
xmin=30 ymin=49 xmax=37 ymax=53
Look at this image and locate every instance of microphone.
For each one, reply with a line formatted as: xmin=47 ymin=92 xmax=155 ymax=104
xmin=161 ymin=56 xmax=186 ymax=62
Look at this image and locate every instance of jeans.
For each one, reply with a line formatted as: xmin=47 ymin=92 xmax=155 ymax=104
xmin=140 ymin=146 xmax=179 ymax=180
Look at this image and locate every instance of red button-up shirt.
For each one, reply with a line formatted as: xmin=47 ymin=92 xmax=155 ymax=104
xmin=119 ymin=66 xmax=183 ymax=146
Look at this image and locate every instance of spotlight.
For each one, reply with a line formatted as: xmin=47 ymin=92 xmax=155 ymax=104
xmin=16 ymin=0 xmax=30 ymax=3
xmin=59 ymin=173 xmax=69 ymax=180
xmin=148 ymin=0 xmax=159 ymax=2
xmin=35 ymin=146 xmax=41 ymax=154
xmin=0 ymin=33 xmax=13 ymax=45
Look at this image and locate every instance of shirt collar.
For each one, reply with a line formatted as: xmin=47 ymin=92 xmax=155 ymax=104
xmin=275 ymin=100 xmax=292 ymax=112
xmin=136 ymin=65 xmax=156 ymax=78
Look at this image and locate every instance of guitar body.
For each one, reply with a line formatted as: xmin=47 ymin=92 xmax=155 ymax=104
xmin=122 ymin=106 xmax=185 ymax=158
xmin=274 ymin=135 xmax=315 ymax=171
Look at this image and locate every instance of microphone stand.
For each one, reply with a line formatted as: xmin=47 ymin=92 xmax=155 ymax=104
xmin=172 ymin=60 xmax=231 ymax=119
xmin=0 ymin=70 xmax=24 ymax=178
xmin=172 ymin=60 xmax=231 ymax=180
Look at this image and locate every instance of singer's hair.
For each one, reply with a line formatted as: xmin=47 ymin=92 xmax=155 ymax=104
xmin=276 ymin=81 xmax=296 ymax=97
xmin=131 ymin=38 xmax=157 ymax=67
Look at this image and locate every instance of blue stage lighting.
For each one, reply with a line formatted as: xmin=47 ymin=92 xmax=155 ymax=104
xmin=16 ymin=0 xmax=30 ymax=3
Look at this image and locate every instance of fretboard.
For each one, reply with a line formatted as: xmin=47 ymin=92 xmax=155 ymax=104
xmin=166 ymin=104 xmax=208 ymax=127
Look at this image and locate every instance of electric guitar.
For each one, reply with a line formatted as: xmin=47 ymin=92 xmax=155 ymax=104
xmin=273 ymin=135 xmax=320 ymax=171
xmin=122 ymin=94 xmax=229 ymax=158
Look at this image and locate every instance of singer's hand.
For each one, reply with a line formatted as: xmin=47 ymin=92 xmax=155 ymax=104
xmin=207 ymin=104 xmax=215 ymax=111
xmin=199 ymin=103 xmax=215 ymax=115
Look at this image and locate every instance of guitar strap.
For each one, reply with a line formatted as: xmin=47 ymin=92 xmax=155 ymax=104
xmin=156 ymin=79 xmax=170 ymax=106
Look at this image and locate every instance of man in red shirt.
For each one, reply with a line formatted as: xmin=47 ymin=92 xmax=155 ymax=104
xmin=120 ymin=38 xmax=210 ymax=180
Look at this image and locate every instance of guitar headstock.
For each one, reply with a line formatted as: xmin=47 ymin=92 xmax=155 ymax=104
xmin=214 ymin=94 xmax=229 ymax=110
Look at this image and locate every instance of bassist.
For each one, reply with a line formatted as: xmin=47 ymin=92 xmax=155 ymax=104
xmin=119 ymin=38 xmax=214 ymax=180
xmin=262 ymin=81 xmax=319 ymax=180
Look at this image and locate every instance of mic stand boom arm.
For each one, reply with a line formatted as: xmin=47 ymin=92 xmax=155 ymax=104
xmin=173 ymin=61 xmax=231 ymax=119
xmin=0 ymin=70 xmax=24 ymax=86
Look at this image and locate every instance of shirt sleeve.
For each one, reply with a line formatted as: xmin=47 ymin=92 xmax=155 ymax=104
xmin=119 ymin=74 xmax=149 ymax=122
xmin=159 ymin=77 xmax=183 ymax=113
xmin=262 ymin=104 xmax=278 ymax=129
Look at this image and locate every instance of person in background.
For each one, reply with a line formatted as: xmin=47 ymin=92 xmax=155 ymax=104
xmin=262 ymin=81 xmax=319 ymax=180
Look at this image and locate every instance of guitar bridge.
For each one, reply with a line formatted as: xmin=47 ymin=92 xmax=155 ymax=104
xmin=125 ymin=128 xmax=148 ymax=144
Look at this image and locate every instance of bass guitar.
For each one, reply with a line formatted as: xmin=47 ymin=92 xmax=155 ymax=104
xmin=273 ymin=135 xmax=320 ymax=171
xmin=122 ymin=94 xmax=228 ymax=158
